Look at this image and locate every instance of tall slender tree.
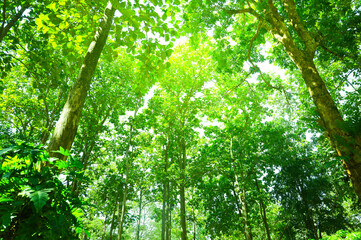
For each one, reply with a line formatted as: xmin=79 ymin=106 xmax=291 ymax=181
xmin=183 ymin=0 xmax=361 ymax=199
xmin=48 ymin=2 xmax=115 ymax=158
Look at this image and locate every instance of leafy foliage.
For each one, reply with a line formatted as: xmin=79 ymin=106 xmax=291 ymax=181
xmin=1 ymin=0 xmax=361 ymax=239
xmin=0 ymin=142 xmax=86 ymax=239
xmin=320 ymin=230 xmax=361 ymax=240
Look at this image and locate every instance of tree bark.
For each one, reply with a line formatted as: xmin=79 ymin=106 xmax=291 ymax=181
xmin=232 ymin=178 xmax=253 ymax=240
xmin=48 ymin=2 xmax=115 ymax=159
xmin=278 ymin=223 xmax=288 ymax=240
xmin=162 ymin=182 xmax=167 ymax=240
xmin=225 ymin=0 xmax=361 ymax=200
xmin=296 ymin=183 xmax=318 ymax=240
xmin=240 ymin=184 xmax=253 ymax=240
xmin=179 ymin=183 xmax=187 ymax=240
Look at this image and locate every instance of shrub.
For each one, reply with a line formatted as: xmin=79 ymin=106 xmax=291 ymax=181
xmin=319 ymin=230 xmax=361 ymax=240
xmin=0 ymin=142 xmax=87 ymax=239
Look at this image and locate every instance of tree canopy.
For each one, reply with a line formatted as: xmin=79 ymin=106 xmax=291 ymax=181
xmin=1 ymin=0 xmax=361 ymax=239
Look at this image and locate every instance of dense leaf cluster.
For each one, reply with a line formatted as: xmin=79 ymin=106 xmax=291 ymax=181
xmin=0 ymin=142 xmax=86 ymax=239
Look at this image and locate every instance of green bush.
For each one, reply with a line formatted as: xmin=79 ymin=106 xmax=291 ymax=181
xmin=319 ymin=230 xmax=361 ymax=240
xmin=0 ymin=142 xmax=87 ymax=239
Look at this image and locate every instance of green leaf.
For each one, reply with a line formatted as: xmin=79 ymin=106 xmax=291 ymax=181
xmin=47 ymin=2 xmax=57 ymax=11
xmin=2 ymin=171 xmax=12 ymax=179
xmin=70 ymin=159 xmax=83 ymax=169
xmin=0 ymin=196 xmax=13 ymax=203
xmin=1 ymin=212 xmax=11 ymax=228
xmin=53 ymin=146 xmax=70 ymax=156
xmin=0 ymin=147 xmax=14 ymax=156
xmin=55 ymin=160 xmax=68 ymax=169
xmin=166 ymin=49 xmax=173 ymax=57
xmin=30 ymin=188 xmax=53 ymax=212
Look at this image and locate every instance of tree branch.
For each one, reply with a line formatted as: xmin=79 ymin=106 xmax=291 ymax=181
xmin=247 ymin=20 xmax=282 ymax=91
xmin=281 ymin=0 xmax=316 ymax=57
xmin=222 ymin=7 xmax=263 ymax=21
xmin=222 ymin=71 xmax=254 ymax=98
xmin=1 ymin=0 xmax=6 ymax=30
xmin=0 ymin=2 xmax=30 ymax=43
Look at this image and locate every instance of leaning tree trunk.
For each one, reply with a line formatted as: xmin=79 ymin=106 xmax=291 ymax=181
xmin=264 ymin=0 xmax=361 ymax=200
xmin=48 ymin=2 xmax=115 ymax=158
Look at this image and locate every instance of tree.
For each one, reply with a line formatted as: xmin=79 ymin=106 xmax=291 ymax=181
xmin=47 ymin=2 xmax=115 ymax=158
xmin=143 ymin=43 xmax=215 ymax=239
xmin=2 ymin=1 xmax=361 ymax=239
xmin=182 ymin=0 xmax=361 ymax=199
xmin=47 ymin=0 xmax=180 ymax=159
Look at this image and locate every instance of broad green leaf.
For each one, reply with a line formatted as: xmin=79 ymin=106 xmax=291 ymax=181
xmin=55 ymin=160 xmax=68 ymax=169
xmin=47 ymin=2 xmax=57 ymax=11
xmin=30 ymin=188 xmax=53 ymax=212
xmin=0 ymin=147 xmax=13 ymax=156
xmin=0 ymin=196 xmax=13 ymax=203
xmin=1 ymin=212 xmax=11 ymax=228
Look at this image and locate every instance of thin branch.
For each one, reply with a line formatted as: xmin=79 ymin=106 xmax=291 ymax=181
xmin=247 ymin=20 xmax=281 ymax=90
xmin=320 ymin=45 xmax=345 ymax=61
xmin=1 ymin=0 xmax=6 ymax=30
xmin=222 ymin=71 xmax=254 ymax=98
xmin=321 ymin=43 xmax=361 ymax=69
xmin=0 ymin=2 xmax=30 ymax=42
xmin=222 ymin=7 xmax=263 ymax=21
xmin=247 ymin=20 xmax=263 ymax=60
xmin=238 ymin=105 xmax=250 ymax=137
xmin=281 ymin=0 xmax=316 ymax=55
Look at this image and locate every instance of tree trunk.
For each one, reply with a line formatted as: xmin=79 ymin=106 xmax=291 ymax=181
xmin=162 ymin=140 xmax=170 ymax=240
xmin=296 ymin=184 xmax=318 ymax=240
xmin=265 ymin=0 xmax=361 ymax=200
xmin=136 ymin=188 xmax=143 ymax=240
xmin=166 ymin=181 xmax=171 ymax=240
xmin=230 ymin=137 xmax=253 ymax=240
xmin=179 ymin=183 xmax=187 ymax=240
xmin=117 ymin=185 xmax=127 ymax=240
xmin=162 ymin=182 xmax=167 ymax=240
xmin=109 ymin=189 xmax=120 ymax=240
xmin=255 ymin=179 xmax=271 ymax=240
xmin=101 ymin=214 xmax=109 ymax=240
xmin=241 ymin=187 xmax=253 ymax=240
xmin=232 ymin=177 xmax=253 ymax=240
xmin=278 ymin=223 xmax=288 ymax=240
xmin=118 ymin=110 xmax=138 ymax=240
xmin=179 ymin=138 xmax=187 ymax=240
xmin=48 ymin=2 xmax=115 ymax=159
